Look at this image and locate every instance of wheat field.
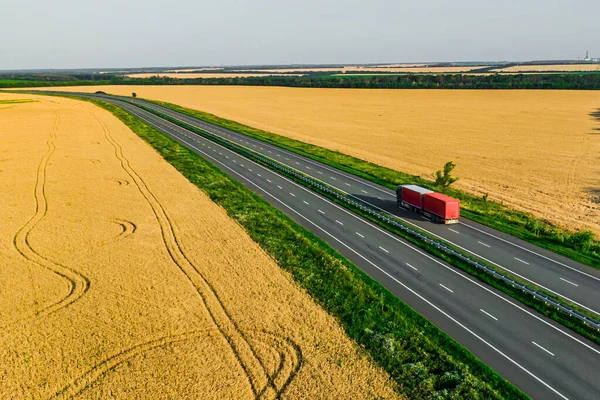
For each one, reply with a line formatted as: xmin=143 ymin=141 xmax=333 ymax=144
xmin=125 ymin=73 xmax=302 ymax=79
xmin=0 ymin=93 xmax=398 ymax=399
xmin=39 ymin=86 xmax=600 ymax=235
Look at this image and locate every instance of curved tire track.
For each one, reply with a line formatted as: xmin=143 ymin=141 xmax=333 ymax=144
xmin=93 ymin=112 xmax=303 ymax=399
xmin=2 ymin=112 xmax=90 ymax=330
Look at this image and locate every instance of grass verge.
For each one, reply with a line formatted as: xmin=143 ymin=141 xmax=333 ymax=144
xmin=146 ymin=99 xmax=600 ymax=269
xmin=81 ymin=96 xmax=527 ymax=399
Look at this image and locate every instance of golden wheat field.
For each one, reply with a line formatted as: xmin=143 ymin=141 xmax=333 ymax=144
xmin=235 ymin=65 xmax=487 ymax=73
xmin=40 ymin=86 xmax=600 ymax=235
xmin=493 ymin=64 xmax=600 ymax=72
xmin=0 ymin=93 xmax=399 ymax=399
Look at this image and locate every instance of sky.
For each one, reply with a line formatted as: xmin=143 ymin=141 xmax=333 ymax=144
xmin=0 ymin=0 xmax=598 ymax=70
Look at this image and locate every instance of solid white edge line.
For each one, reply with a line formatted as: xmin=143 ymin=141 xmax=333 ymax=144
xmin=480 ymin=309 xmax=499 ymax=321
xmin=439 ymin=284 xmax=454 ymax=293
xmin=119 ymin=101 xmax=600 ymax=358
xmin=532 ymin=341 xmax=555 ymax=357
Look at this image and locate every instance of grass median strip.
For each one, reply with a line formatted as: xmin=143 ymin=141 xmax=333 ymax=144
xmin=71 ymin=96 xmax=526 ymax=399
xmin=145 ymin=98 xmax=600 ymax=269
xmin=131 ymin=97 xmax=600 ymax=346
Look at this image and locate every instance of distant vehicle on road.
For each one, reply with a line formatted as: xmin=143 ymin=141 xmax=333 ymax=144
xmin=396 ymin=184 xmax=460 ymax=224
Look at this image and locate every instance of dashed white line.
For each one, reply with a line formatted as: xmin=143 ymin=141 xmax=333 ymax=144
xmin=336 ymin=220 xmax=344 ymax=226
xmin=406 ymin=263 xmax=418 ymax=271
xmin=345 ymin=183 xmax=351 ymax=187
xmin=290 ymin=193 xmax=295 ymax=197
xmin=318 ymin=209 xmax=325 ymax=214
xmin=515 ymin=257 xmax=530 ymax=265
xmin=356 ymin=232 xmax=364 ymax=238
xmin=296 ymin=162 xmax=300 ymax=165
xmin=277 ymin=185 xmax=283 ymax=190
xmin=306 ymin=166 xmax=311 ymax=169
xmin=257 ymin=174 xmax=262 ymax=177
xmin=439 ymin=284 xmax=454 ymax=293
xmin=379 ymin=246 xmax=389 ymax=253
xmin=377 ymin=197 xmax=383 ymax=201
xmin=480 ymin=309 xmax=498 ymax=321
xmin=331 ymin=176 xmax=336 ymax=180
xmin=449 ymin=228 xmax=460 ymax=234
xmin=478 ymin=241 xmax=491 ymax=248
xmin=317 ymin=171 xmax=323 ymax=174
xmin=532 ymin=341 xmax=555 ymax=357
xmin=560 ymin=278 xmax=579 ymax=287
xmin=303 ymin=200 xmax=309 ymax=205
xmin=361 ymin=190 xmax=368 ymax=194
xmin=266 ymin=179 xmax=272 ymax=183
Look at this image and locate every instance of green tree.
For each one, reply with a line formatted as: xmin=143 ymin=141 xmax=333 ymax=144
xmin=132 ymin=92 xmax=137 ymax=98
xmin=434 ymin=161 xmax=459 ymax=189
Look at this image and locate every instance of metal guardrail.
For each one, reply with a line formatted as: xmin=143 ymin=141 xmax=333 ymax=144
xmin=98 ymin=94 xmax=600 ymax=332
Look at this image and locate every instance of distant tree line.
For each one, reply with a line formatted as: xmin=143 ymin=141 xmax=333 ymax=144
xmin=2 ymin=72 xmax=600 ymax=90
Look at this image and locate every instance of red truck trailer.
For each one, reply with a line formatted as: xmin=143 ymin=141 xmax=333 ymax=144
xmin=422 ymin=192 xmax=460 ymax=224
xmin=396 ymin=184 xmax=460 ymax=224
xmin=396 ymin=185 xmax=432 ymax=211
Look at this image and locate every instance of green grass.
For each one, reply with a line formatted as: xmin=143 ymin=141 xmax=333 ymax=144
xmin=0 ymin=99 xmax=37 ymax=104
xmin=136 ymin=100 xmax=600 ymax=346
xmin=72 ymin=96 xmax=527 ymax=399
xmin=145 ymin=99 xmax=600 ymax=269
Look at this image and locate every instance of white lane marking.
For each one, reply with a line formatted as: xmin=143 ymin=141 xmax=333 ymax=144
xmin=296 ymin=162 xmax=300 ymax=165
xmin=460 ymin=221 xmax=600 ymax=284
xmin=290 ymin=193 xmax=295 ymax=197
xmin=377 ymin=197 xmax=383 ymax=201
xmin=317 ymin=171 xmax=323 ymax=174
xmin=119 ymin=105 xmax=600 ymax=362
xmin=336 ymin=220 xmax=344 ymax=226
xmin=449 ymin=228 xmax=460 ymax=234
xmin=406 ymin=263 xmax=418 ymax=271
xmin=560 ymin=278 xmax=579 ymax=287
xmin=266 ymin=179 xmax=272 ymax=183
xmin=515 ymin=257 xmax=530 ymax=265
xmin=306 ymin=166 xmax=311 ymax=169
xmin=268 ymin=150 xmax=272 ymax=153
xmin=240 ymin=164 xmax=244 ymax=167
xmin=478 ymin=241 xmax=491 ymax=248
xmin=345 ymin=183 xmax=352 ymax=187
xmin=439 ymin=284 xmax=454 ymax=293
xmin=318 ymin=209 xmax=325 ymax=214
xmin=233 ymin=160 xmax=237 ymax=163
xmin=303 ymin=200 xmax=309 ymax=205
xmin=248 ymin=168 xmax=252 ymax=172
xmin=356 ymin=232 xmax=364 ymax=238
xmin=532 ymin=341 xmax=555 ymax=357
xmin=219 ymin=152 xmax=222 ymax=155
xmin=361 ymin=190 xmax=368 ymax=194
xmin=225 ymin=156 xmax=229 ymax=159
xmin=480 ymin=309 xmax=498 ymax=321
xmin=331 ymin=176 xmax=336 ymax=180
xmin=277 ymin=185 xmax=283 ymax=189
xmin=257 ymin=174 xmax=262 ymax=177
xmin=379 ymin=246 xmax=389 ymax=253
xmin=285 ymin=157 xmax=289 ymax=160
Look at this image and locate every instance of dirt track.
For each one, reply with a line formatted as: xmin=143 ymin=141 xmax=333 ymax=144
xmin=0 ymin=93 xmax=398 ymax=399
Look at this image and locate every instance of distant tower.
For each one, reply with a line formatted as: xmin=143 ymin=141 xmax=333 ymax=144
xmin=585 ymin=50 xmax=590 ymax=61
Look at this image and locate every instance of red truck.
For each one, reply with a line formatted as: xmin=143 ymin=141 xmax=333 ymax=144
xmin=396 ymin=184 xmax=460 ymax=224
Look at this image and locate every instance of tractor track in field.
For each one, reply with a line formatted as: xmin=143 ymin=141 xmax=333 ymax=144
xmin=93 ymin=112 xmax=302 ymax=399
xmin=2 ymin=111 xmax=91 ymax=331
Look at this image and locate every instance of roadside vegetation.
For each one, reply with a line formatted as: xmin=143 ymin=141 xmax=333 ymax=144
xmin=2 ymin=71 xmax=600 ymax=89
xmin=73 ymin=96 xmax=527 ymax=400
xmin=145 ymin=99 xmax=600 ymax=269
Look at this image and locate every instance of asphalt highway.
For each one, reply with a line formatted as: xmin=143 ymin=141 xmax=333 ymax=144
xmin=70 ymin=94 xmax=600 ymax=400
xmin=116 ymin=97 xmax=600 ymax=321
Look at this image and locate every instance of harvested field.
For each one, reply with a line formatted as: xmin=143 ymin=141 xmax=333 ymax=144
xmin=0 ymin=92 xmax=398 ymax=399
xmin=126 ymin=73 xmax=302 ymax=79
xmin=39 ymin=86 xmax=600 ymax=236
xmin=493 ymin=64 xmax=600 ymax=72
xmin=236 ymin=65 xmax=487 ymax=73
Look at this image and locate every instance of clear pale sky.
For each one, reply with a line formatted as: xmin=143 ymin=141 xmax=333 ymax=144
xmin=1 ymin=0 xmax=598 ymax=69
